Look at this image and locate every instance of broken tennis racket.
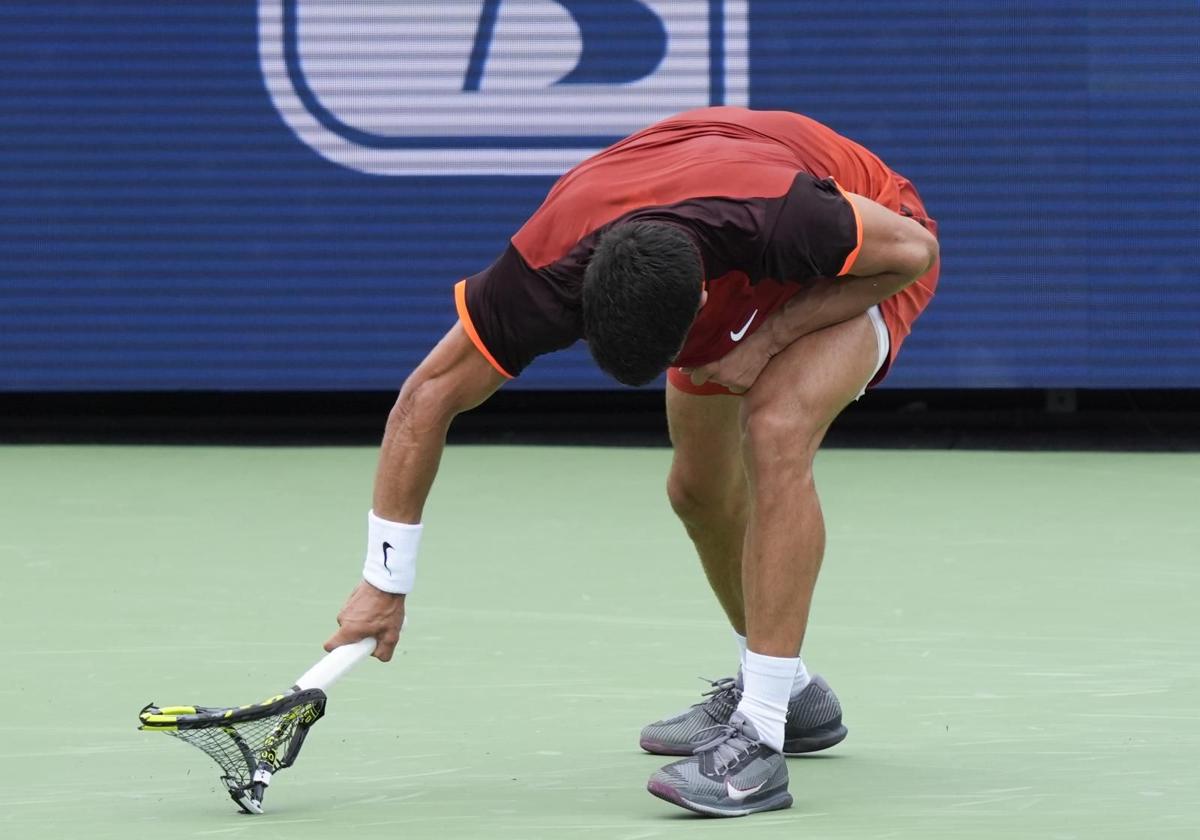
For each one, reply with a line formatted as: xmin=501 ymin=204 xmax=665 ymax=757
xmin=138 ymin=636 xmax=376 ymax=814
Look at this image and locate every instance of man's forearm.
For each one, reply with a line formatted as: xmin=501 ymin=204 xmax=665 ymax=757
xmin=326 ymin=323 xmax=503 ymax=659
xmin=371 ymin=384 xmax=455 ymax=523
xmin=762 ymin=271 xmax=915 ymax=355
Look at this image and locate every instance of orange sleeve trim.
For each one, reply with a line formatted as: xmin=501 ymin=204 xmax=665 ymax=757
xmin=454 ymin=280 xmax=514 ymax=379
xmin=831 ymin=180 xmax=864 ymax=277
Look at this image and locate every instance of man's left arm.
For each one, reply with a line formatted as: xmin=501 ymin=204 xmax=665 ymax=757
xmin=687 ymin=192 xmax=938 ymax=392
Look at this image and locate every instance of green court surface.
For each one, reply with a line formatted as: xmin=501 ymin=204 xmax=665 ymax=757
xmin=1 ymin=445 xmax=1198 ymax=839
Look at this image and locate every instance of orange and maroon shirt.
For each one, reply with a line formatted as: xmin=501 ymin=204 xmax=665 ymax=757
xmin=455 ymin=107 xmax=918 ymax=379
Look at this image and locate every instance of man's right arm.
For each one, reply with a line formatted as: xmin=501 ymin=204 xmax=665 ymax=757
xmin=323 ymin=321 xmax=507 ymax=661
xmin=373 ymin=321 xmax=507 ymax=523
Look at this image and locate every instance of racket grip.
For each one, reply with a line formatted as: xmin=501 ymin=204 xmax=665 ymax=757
xmin=293 ymin=637 xmax=377 ymax=692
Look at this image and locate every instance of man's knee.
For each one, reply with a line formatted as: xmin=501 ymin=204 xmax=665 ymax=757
xmin=741 ymin=403 xmax=822 ymax=484
xmin=666 ymin=468 xmax=712 ymax=525
xmin=666 ymin=465 xmax=742 ymax=528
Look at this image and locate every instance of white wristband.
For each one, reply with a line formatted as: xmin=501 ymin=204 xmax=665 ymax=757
xmin=362 ymin=510 xmax=421 ymax=594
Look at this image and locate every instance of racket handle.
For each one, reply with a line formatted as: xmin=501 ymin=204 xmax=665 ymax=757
xmin=293 ymin=637 xmax=377 ymax=692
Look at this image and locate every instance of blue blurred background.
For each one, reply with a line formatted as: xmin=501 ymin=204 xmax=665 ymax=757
xmin=2 ymin=1 xmax=1197 ymax=391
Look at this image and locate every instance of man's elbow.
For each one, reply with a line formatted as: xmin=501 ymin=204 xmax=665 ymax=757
xmin=901 ymin=228 xmax=939 ymax=280
xmin=921 ymin=231 xmax=940 ymax=275
xmin=390 ymin=371 xmax=460 ymax=436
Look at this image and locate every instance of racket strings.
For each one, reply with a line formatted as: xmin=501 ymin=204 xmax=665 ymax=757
xmin=165 ymin=700 xmax=323 ymax=788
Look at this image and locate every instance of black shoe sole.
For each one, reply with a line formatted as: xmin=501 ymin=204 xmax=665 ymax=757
xmin=782 ymin=721 xmax=848 ymax=756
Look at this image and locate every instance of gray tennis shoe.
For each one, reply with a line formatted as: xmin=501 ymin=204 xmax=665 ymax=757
xmin=640 ymin=674 xmax=847 ymax=757
xmin=647 ymin=712 xmax=791 ymax=817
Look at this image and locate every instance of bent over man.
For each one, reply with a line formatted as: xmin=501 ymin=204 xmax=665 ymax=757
xmin=324 ymin=106 xmax=940 ymax=817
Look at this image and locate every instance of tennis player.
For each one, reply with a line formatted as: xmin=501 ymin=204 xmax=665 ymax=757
xmin=324 ymin=107 xmax=940 ymax=817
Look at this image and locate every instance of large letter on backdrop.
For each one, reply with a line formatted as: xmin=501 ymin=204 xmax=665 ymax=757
xmin=259 ymin=0 xmax=748 ymax=175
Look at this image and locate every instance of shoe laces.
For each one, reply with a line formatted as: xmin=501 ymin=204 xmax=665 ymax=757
xmin=693 ymin=676 xmax=740 ymax=721
xmin=691 ymin=719 xmax=755 ymax=775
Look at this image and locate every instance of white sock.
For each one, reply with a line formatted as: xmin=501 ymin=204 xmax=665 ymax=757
xmin=792 ymin=658 xmax=812 ymax=696
xmin=735 ymin=632 xmax=810 ymax=696
xmin=735 ymin=650 xmax=797 ymax=753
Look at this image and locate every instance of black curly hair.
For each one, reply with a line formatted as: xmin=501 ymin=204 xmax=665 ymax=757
xmin=581 ymin=222 xmax=703 ymax=386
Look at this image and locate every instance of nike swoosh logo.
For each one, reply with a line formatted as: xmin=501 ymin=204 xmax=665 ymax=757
xmin=725 ymin=777 xmax=767 ymax=802
xmin=382 ymin=541 xmax=394 ymax=575
xmin=730 ymin=310 xmax=758 ymax=342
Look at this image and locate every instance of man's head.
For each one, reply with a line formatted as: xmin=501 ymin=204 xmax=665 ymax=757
xmin=582 ymin=222 xmax=704 ymax=386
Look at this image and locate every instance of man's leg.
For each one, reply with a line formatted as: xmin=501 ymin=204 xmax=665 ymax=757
xmin=640 ymin=388 xmax=753 ymax=760
xmin=729 ymin=312 xmax=880 ymax=762
xmin=664 ymin=387 xmax=747 ymax=632
xmin=738 ymin=312 xmax=880 ymax=660
xmin=648 ymin=312 xmax=879 ymax=816
xmin=646 ymin=386 xmax=844 ymax=758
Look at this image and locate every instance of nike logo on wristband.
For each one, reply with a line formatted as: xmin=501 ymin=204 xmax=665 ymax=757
xmin=730 ymin=310 xmax=758 ymax=342
xmin=382 ymin=541 xmax=394 ymax=575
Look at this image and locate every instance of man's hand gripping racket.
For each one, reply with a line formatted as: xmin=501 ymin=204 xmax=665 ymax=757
xmin=138 ymin=636 xmax=377 ymax=814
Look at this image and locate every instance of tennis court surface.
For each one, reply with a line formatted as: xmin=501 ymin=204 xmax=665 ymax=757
xmin=2 ymin=445 xmax=1197 ymax=838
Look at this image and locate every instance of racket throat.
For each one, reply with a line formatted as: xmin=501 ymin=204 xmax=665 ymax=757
xmin=225 ymin=765 xmax=273 ymax=815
